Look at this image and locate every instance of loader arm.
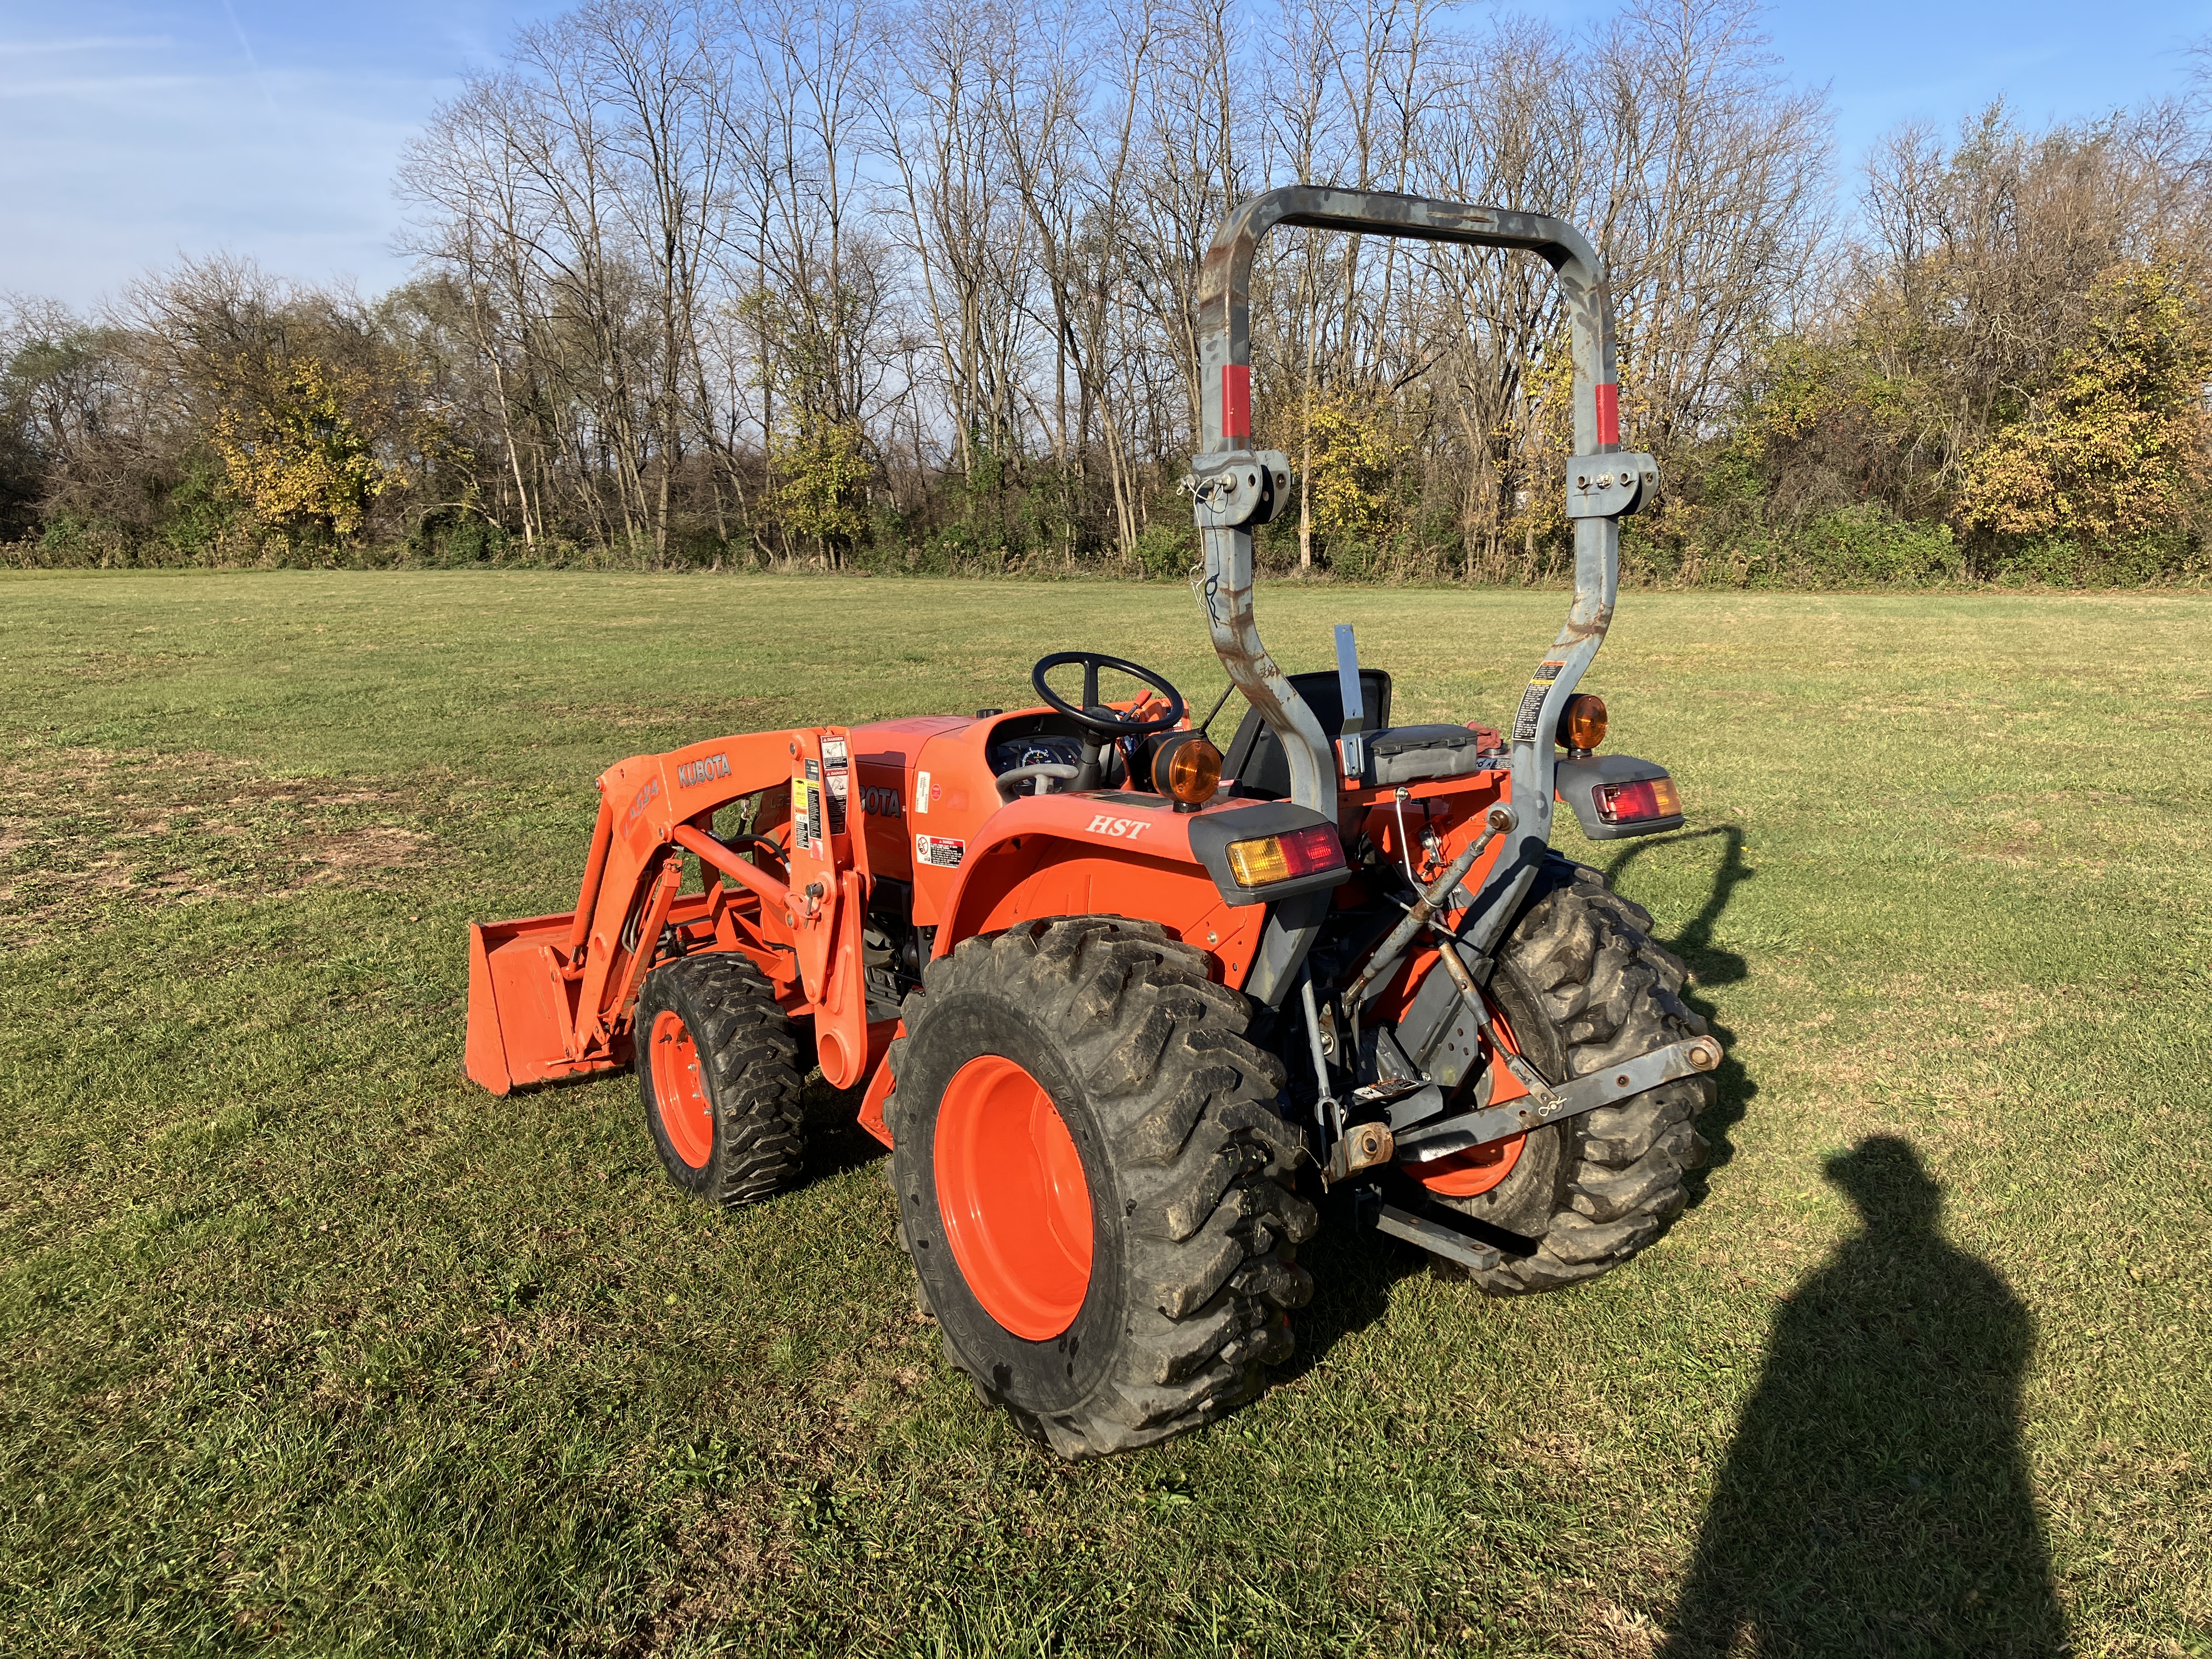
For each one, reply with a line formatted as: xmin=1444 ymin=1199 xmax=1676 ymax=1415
xmin=466 ymin=727 xmax=883 ymax=1095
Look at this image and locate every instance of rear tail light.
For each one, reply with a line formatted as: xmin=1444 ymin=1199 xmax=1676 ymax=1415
xmin=1225 ymin=825 xmax=1344 ymax=887
xmin=1594 ymin=776 xmax=1681 ymax=824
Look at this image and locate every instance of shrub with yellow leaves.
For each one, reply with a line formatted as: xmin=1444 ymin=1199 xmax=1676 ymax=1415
xmin=1300 ymin=390 xmax=1406 ymax=543
xmin=770 ymin=414 xmax=870 ymax=561
xmin=208 ymin=354 xmax=402 ymax=540
xmin=1960 ymin=262 xmax=2212 ymax=543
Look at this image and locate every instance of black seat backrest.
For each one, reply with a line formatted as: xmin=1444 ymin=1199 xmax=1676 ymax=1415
xmin=1220 ymin=669 xmax=1392 ymax=800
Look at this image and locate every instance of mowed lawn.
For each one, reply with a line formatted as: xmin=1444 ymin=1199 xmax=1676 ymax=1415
xmin=2 ymin=570 xmax=2207 ymax=1657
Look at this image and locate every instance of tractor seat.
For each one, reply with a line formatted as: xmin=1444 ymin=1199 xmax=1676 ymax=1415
xmin=1223 ymin=671 xmax=1507 ymax=797
xmin=1222 ymin=669 xmax=1389 ymax=799
xmin=1361 ymin=725 xmax=1503 ymax=787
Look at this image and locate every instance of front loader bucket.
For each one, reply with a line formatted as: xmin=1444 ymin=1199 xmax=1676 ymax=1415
xmin=465 ymin=912 xmax=614 ymax=1095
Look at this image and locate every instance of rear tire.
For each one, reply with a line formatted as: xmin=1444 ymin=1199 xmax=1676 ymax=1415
xmin=636 ymin=952 xmax=805 ymax=1205
xmin=1433 ymin=859 xmax=1713 ymax=1293
xmin=887 ymin=917 xmax=1316 ymax=1457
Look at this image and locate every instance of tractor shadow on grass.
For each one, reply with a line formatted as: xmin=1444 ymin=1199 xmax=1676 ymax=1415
xmin=1605 ymin=825 xmax=1758 ymax=1193
xmin=800 ymin=1075 xmax=892 ymax=1188
xmin=1657 ymin=1137 xmax=2062 ymax=1656
xmin=1278 ymin=1199 xmax=1420 ymax=1384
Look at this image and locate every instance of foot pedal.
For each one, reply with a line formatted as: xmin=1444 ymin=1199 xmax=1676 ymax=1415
xmin=1370 ymin=1204 xmax=1502 ymax=1274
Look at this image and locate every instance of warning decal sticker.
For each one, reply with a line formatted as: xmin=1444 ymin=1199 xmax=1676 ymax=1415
xmin=915 ymin=834 xmax=965 ymax=869
xmin=1511 ymin=660 xmax=1566 ymax=745
xmin=821 ymin=737 xmax=849 ymax=831
xmin=791 ymin=776 xmax=815 ymax=851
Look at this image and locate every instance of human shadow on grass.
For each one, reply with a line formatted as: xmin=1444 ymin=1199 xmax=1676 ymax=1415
xmin=1605 ymin=825 xmax=1758 ymax=1184
xmin=1659 ymin=1137 xmax=2062 ymax=1657
xmin=1289 ymin=828 xmax=1764 ymax=1375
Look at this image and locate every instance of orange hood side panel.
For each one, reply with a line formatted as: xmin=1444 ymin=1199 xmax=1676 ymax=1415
xmin=850 ymin=715 xmax=970 ymax=894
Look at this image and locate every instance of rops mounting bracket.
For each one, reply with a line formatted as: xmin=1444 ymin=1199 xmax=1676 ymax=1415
xmin=1186 ymin=449 xmax=1293 ymax=529
xmin=1565 ymin=452 xmax=1660 ymax=519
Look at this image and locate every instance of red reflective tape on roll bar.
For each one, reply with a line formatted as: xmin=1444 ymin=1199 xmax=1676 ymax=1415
xmin=1594 ymin=382 xmax=1620 ymax=447
xmin=1222 ymin=364 xmax=1251 ymax=441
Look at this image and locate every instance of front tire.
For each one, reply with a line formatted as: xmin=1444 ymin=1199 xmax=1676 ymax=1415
xmin=887 ymin=917 xmax=1316 ymax=1457
xmin=636 ymin=952 xmax=805 ymax=1205
xmin=1430 ymin=859 xmax=1714 ymax=1293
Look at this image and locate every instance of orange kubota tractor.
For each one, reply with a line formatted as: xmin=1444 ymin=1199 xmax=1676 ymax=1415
xmin=465 ymin=189 xmax=1720 ymax=1456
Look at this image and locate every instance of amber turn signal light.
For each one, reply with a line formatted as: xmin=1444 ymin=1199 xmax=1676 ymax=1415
xmin=1560 ymin=693 xmax=1607 ymax=752
xmin=1157 ymin=734 xmax=1223 ymax=806
xmin=1224 ymin=825 xmax=1343 ymax=887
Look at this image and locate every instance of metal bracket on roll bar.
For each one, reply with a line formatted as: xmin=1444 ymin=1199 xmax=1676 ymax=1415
xmin=1394 ymin=1035 xmax=1722 ymax=1164
xmin=1565 ymin=452 xmax=1659 ymax=518
xmin=1186 ymin=450 xmax=1292 ymax=529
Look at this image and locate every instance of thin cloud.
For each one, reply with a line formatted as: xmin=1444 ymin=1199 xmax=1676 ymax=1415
xmin=216 ymin=0 xmax=280 ymax=120
xmin=0 ymin=37 xmax=173 ymax=55
xmin=0 ymin=76 xmax=203 ymax=100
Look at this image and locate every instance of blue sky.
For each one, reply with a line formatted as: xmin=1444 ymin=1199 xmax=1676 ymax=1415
xmin=3 ymin=0 xmax=2209 ymax=309
xmin=0 ymin=0 xmax=561 ymax=307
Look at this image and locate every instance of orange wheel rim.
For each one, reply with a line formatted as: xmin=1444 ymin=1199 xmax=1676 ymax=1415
xmin=1415 ymin=1130 xmax=1527 ymax=1197
xmin=1385 ymin=951 xmax=1527 ymax=1199
xmin=649 ymin=1009 xmax=714 ymax=1169
xmin=934 ymin=1054 xmax=1094 ymax=1340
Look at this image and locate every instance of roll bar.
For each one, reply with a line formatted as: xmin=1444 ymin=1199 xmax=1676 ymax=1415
xmin=1188 ymin=187 xmax=1655 ymax=969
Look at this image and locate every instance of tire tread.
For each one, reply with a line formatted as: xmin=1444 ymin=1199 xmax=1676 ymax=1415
xmin=639 ymin=952 xmax=805 ymax=1206
xmin=888 ymin=916 xmax=1311 ymax=1457
xmin=1451 ymin=860 xmax=1712 ymax=1294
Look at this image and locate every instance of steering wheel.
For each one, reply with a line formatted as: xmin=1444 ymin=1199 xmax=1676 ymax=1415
xmin=1031 ymin=652 xmax=1187 ymax=738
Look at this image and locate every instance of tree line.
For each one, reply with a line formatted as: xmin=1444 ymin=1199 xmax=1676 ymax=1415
xmin=4 ymin=0 xmax=2209 ymax=586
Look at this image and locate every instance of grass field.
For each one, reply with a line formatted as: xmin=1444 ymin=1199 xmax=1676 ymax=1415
xmin=2 ymin=571 xmax=2207 ymax=1657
